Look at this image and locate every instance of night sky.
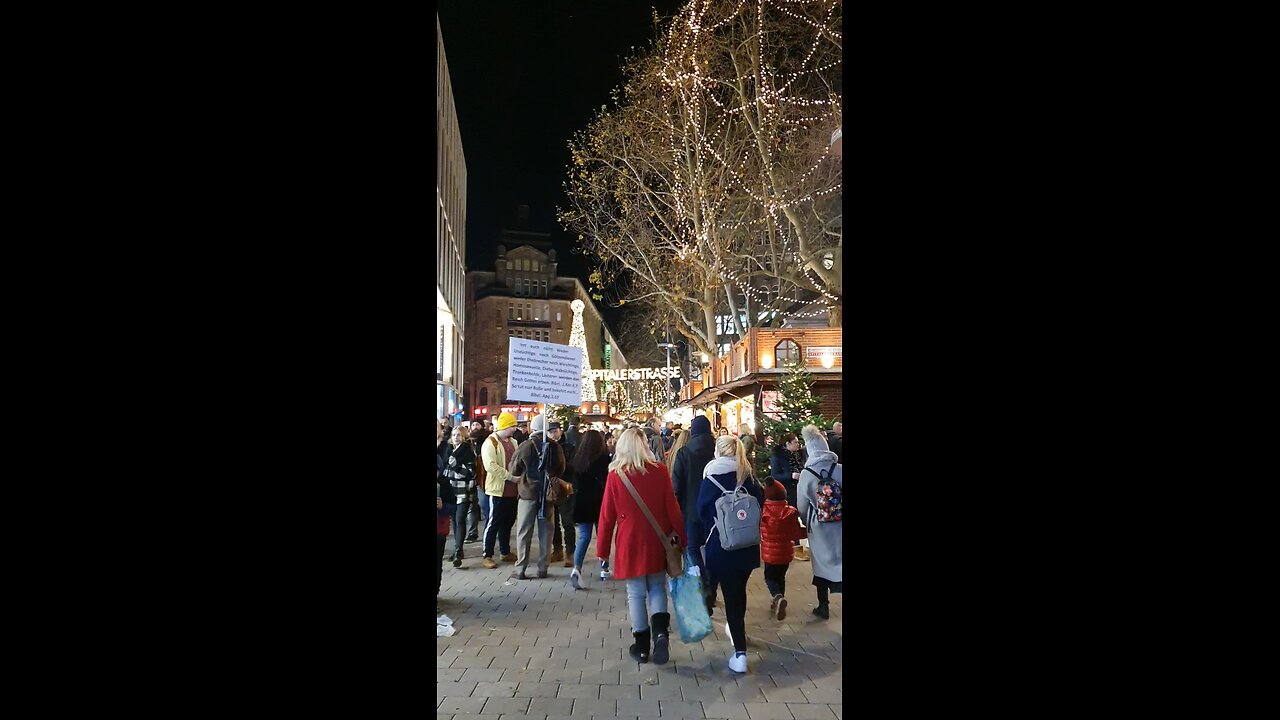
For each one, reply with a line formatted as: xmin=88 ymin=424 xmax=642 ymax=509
xmin=437 ymin=1 xmax=684 ymax=331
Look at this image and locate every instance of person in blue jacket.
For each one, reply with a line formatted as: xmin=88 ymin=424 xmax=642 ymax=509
xmin=692 ymin=435 xmax=764 ymax=674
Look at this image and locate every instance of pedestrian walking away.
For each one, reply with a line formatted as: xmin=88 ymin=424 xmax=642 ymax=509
xmin=671 ymin=415 xmax=717 ymax=612
xmin=694 ymin=435 xmax=765 ymax=673
xmin=568 ymin=429 xmax=611 ymax=589
xmin=737 ymin=423 xmax=755 ymax=460
xmin=798 ymin=425 xmax=843 ymax=619
xmin=548 ymin=421 xmax=575 ymax=565
xmin=665 ymin=428 xmax=689 ymax=470
xmin=770 ymin=433 xmax=810 ymax=561
xmin=760 ymin=477 xmax=806 ymax=621
xmin=509 ymin=415 xmax=565 ymax=579
xmin=598 ymin=428 xmax=686 ymax=665
xmin=467 ymin=421 xmax=490 ymax=541
xmin=436 ymin=426 xmax=456 ymax=613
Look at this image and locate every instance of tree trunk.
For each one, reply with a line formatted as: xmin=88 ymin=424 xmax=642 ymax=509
xmin=828 ymin=302 xmax=842 ymax=328
xmin=725 ymin=287 xmax=746 ymax=339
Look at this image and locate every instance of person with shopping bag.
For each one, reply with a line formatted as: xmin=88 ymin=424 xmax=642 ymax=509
xmin=597 ymin=428 xmax=687 ymax=665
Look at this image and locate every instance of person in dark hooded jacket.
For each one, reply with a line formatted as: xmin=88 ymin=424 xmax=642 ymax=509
xmin=436 ymin=426 xmax=456 ymax=613
xmin=671 ymin=415 xmax=717 ymax=609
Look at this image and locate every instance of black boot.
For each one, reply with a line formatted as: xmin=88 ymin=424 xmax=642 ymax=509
xmin=629 ymin=630 xmax=651 ymax=664
xmin=651 ymin=613 xmax=670 ymax=665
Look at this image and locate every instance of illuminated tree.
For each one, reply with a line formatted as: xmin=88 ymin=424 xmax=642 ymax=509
xmin=569 ymin=299 xmax=598 ymax=402
xmin=561 ymin=0 xmax=844 ymax=353
xmin=758 ymin=360 xmax=828 ymax=471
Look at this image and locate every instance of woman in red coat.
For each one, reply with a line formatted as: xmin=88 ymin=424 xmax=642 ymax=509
xmin=598 ymin=428 xmax=687 ymax=665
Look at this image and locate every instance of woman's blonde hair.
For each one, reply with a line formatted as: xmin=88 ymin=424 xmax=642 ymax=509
xmin=609 ymin=427 xmax=658 ymax=482
xmin=665 ymin=429 xmax=690 ymax=468
xmin=714 ymin=435 xmax=755 ymax=487
xmin=452 ymin=425 xmax=470 ymax=442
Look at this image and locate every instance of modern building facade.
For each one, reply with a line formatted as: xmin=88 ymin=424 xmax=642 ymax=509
xmin=464 ymin=231 xmax=628 ymax=422
xmin=437 ymin=14 xmax=467 ymax=422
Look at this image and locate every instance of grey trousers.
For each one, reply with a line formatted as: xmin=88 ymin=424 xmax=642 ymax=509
xmin=514 ymin=498 xmax=551 ymax=573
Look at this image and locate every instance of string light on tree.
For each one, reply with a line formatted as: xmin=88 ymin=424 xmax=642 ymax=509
xmin=569 ymin=299 xmax=598 ymax=402
xmin=562 ymin=0 xmax=842 ymax=353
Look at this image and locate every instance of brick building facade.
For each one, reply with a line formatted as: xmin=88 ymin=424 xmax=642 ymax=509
xmin=464 ymin=234 xmax=627 ymax=421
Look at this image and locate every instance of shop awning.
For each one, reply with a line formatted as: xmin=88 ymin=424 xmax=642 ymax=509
xmin=675 ymin=377 xmax=758 ymax=409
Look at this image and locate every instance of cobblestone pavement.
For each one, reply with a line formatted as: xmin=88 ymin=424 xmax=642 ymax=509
xmin=437 ymin=533 xmax=842 ymax=720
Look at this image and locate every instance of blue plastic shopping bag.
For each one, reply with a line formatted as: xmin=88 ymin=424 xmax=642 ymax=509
xmin=668 ymin=550 xmax=713 ymax=643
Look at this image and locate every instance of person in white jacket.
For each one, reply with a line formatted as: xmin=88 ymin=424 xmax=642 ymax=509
xmin=797 ymin=425 xmax=843 ymax=619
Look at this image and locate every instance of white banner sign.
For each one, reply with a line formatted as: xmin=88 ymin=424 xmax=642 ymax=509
xmin=806 ymin=347 xmax=842 ymax=358
xmin=507 ymin=338 xmax=584 ymax=406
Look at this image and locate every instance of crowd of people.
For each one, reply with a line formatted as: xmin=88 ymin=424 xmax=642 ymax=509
xmin=435 ymin=412 xmax=843 ymax=673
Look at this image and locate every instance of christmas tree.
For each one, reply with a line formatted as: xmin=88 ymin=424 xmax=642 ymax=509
xmin=776 ymin=360 xmax=822 ymax=420
xmin=757 ymin=360 xmax=828 ymax=473
xmin=569 ymin=299 xmax=598 ymax=402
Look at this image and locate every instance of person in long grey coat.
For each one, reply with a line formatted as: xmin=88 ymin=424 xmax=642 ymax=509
xmin=797 ymin=425 xmax=842 ymax=619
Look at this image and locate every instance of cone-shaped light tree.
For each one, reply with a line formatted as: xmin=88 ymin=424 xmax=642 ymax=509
xmin=569 ymin=299 xmax=598 ymax=402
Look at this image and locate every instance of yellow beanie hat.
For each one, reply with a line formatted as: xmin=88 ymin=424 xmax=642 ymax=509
xmin=496 ymin=412 xmax=517 ymax=431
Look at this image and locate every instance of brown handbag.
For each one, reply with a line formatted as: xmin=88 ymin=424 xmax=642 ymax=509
xmin=618 ymin=470 xmax=684 ymax=578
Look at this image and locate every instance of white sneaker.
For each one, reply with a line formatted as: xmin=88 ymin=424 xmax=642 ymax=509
xmin=728 ymin=651 xmax=748 ymax=673
xmin=570 ymin=568 xmax=582 ymax=590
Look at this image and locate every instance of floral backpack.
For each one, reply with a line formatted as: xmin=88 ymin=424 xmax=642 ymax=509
xmin=802 ymin=461 xmax=842 ymax=523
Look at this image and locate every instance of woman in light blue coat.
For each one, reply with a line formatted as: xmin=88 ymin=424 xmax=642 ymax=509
xmin=797 ymin=425 xmax=842 ymax=619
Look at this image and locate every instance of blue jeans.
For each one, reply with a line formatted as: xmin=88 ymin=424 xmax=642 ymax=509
xmin=574 ymin=522 xmax=595 ymax=569
xmin=625 ymin=572 xmax=669 ymax=632
xmin=483 ymin=495 xmax=516 ymax=558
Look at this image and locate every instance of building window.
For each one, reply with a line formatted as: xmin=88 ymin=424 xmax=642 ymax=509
xmin=540 ymin=279 xmax=547 ymax=296
xmin=556 ymin=311 xmax=561 ymax=322
xmin=775 ymin=339 xmax=800 ymax=366
xmin=506 ymin=260 xmax=513 ymax=270
xmin=508 ymin=303 xmax=514 ymax=319
xmin=479 ymin=387 xmax=488 ymax=407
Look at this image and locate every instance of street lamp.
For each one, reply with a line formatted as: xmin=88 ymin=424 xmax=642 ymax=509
xmin=657 ymin=322 xmax=678 ymax=408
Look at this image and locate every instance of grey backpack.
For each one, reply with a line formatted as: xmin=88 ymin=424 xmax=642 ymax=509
xmin=706 ymin=477 xmax=762 ymax=551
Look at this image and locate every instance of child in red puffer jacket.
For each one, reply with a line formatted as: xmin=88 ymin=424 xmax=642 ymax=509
xmin=760 ymin=478 xmax=806 ymax=621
